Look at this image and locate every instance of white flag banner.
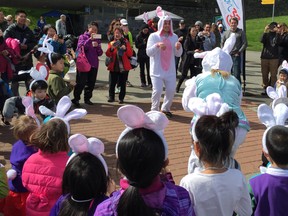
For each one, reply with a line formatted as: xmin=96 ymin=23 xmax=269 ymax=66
xmin=216 ymin=0 xmax=244 ymax=30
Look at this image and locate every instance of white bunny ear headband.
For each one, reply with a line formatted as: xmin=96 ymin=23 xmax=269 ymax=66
xmin=187 ymin=93 xmax=230 ymax=141
xmin=116 ymin=105 xmax=169 ymax=160
xmin=28 ymin=66 xmax=48 ymax=90
xmin=257 ymin=103 xmax=288 ymax=154
xmin=39 ymin=96 xmax=87 ymax=134
xmin=38 ymin=38 xmax=54 ymax=64
xmin=194 ymin=33 xmax=236 ymax=73
xmin=22 ymin=96 xmax=41 ymax=126
xmin=68 ymin=134 xmax=108 ymax=175
xmin=266 ymin=85 xmax=288 ymax=109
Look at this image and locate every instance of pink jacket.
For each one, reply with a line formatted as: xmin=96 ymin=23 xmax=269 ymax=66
xmin=22 ymin=150 xmax=68 ymax=216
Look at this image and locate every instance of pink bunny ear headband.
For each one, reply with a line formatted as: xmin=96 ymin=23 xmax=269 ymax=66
xmin=116 ymin=105 xmax=169 ymax=160
xmin=39 ymin=96 xmax=87 ymax=134
xmin=68 ymin=134 xmax=108 ymax=175
xmin=257 ymin=103 xmax=288 ymax=154
xmin=22 ymin=96 xmax=41 ymax=126
xmin=187 ymin=93 xmax=230 ymax=141
xmin=28 ymin=66 xmax=48 ymax=90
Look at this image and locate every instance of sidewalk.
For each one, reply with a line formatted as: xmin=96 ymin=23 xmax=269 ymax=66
xmin=0 ymin=48 xmax=268 ymax=184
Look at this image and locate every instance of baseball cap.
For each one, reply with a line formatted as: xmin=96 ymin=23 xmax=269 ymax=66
xmin=179 ymin=20 xmax=185 ymax=25
xmin=120 ymin=19 xmax=128 ymax=26
xmin=218 ymin=24 xmax=223 ymax=28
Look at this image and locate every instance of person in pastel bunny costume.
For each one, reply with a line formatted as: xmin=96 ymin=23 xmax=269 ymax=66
xmin=275 ymin=60 xmax=288 ymax=92
xmin=95 ymin=105 xmax=193 ymax=216
xmin=146 ymin=6 xmax=183 ymax=118
xmin=50 ymin=134 xmax=110 ymax=216
xmin=248 ymin=101 xmax=288 ymax=215
xmin=182 ymin=33 xmax=250 ymax=173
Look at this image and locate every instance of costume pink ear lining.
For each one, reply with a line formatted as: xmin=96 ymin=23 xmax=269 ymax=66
xmin=156 ymin=6 xmax=164 ymax=18
xmin=117 ymin=105 xmax=146 ymax=128
xmin=68 ymin=134 xmax=108 ymax=175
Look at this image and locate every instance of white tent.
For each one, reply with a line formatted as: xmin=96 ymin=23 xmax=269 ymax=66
xmin=135 ymin=10 xmax=184 ymax=21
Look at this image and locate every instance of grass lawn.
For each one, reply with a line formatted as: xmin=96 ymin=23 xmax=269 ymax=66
xmin=246 ymin=15 xmax=288 ymax=51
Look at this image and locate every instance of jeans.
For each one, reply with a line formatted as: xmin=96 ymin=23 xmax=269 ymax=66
xmin=231 ymin=55 xmax=242 ymax=84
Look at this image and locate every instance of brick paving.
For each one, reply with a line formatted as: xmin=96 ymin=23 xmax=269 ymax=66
xmin=0 ymin=49 xmax=267 ymax=185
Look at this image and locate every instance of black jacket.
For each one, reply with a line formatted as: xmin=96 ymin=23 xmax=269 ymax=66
xmin=135 ymin=31 xmax=150 ymax=60
xmin=180 ymin=35 xmax=203 ymax=73
xmin=4 ymin=23 xmax=37 ymax=70
xmin=260 ymin=31 xmax=279 ymax=59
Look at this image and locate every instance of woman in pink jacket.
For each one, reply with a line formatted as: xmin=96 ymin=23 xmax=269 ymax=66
xmin=22 ymin=118 xmax=69 ymax=216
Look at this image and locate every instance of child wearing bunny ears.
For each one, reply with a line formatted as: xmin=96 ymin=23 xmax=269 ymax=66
xmin=94 ymin=105 xmax=193 ymax=215
xmin=50 ymin=134 xmax=110 ymax=216
xmin=249 ymin=125 xmax=288 ymax=216
xmin=22 ymin=118 xmax=69 ymax=216
xmin=180 ymin=111 xmax=252 ymax=216
xmin=1 ymin=67 xmax=54 ymax=125
xmin=2 ymin=115 xmax=40 ymax=216
xmin=275 ymin=62 xmax=288 ymax=92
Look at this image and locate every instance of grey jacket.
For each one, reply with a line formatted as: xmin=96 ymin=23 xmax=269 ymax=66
xmin=221 ymin=28 xmax=247 ymax=55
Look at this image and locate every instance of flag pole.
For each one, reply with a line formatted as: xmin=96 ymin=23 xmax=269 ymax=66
xmin=272 ymin=1 xmax=275 ymax=21
xmin=242 ymin=0 xmax=246 ymax=93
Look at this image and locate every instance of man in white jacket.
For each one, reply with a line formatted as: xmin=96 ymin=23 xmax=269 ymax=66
xmin=146 ymin=13 xmax=182 ymax=117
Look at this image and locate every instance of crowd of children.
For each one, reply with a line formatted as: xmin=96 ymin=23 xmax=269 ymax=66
xmin=1 ymin=8 xmax=288 ymax=216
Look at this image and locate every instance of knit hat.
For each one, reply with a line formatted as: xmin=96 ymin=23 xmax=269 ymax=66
xmin=195 ymin=20 xmax=203 ymax=27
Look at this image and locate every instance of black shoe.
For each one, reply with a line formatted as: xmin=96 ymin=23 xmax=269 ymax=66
xmin=108 ymin=98 xmax=115 ymax=103
xmin=119 ymin=100 xmax=124 ymax=104
xmin=85 ymin=100 xmax=94 ymax=105
xmin=71 ymin=99 xmax=81 ymax=108
xmin=161 ymin=111 xmax=173 ymax=118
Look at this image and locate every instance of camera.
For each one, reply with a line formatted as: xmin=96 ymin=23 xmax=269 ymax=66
xmin=58 ymin=34 xmax=63 ymax=39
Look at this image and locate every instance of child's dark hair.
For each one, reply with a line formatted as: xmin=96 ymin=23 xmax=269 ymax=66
xmin=13 ymin=115 xmax=40 ymax=144
xmin=46 ymin=53 xmax=64 ymax=69
xmin=117 ymin=128 xmax=165 ymax=216
xmin=58 ymin=152 xmax=108 ymax=216
xmin=88 ymin=21 xmax=99 ymax=29
xmin=15 ymin=10 xmax=27 ymax=16
xmin=31 ymin=80 xmax=48 ymax=92
xmin=30 ymin=118 xmax=69 ymax=153
xmin=279 ymin=69 xmax=288 ymax=76
xmin=32 ymin=44 xmax=44 ymax=60
xmin=266 ymin=125 xmax=288 ymax=166
xmin=195 ymin=111 xmax=239 ymax=166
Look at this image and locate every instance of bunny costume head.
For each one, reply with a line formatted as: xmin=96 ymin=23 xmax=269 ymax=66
xmin=68 ymin=134 xmax=108 ymax=175
xmin=155 ymin=6 xmax=173 ymax=36
xmin=116 ymin=105 xmax=169 ymax=160
xmin=194 ymin=33 xmax=236 ymax=74
xmin=39 ymin=96 xmax=87 ymax=134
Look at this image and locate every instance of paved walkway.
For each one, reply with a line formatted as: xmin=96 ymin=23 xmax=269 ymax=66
xmin=0 ymin=48 xmax=270 ymax=184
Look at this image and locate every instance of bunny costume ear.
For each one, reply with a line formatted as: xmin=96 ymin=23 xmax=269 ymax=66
xmin=28 ymin=66 xmax=48 ymax=90
xmin=257 ymin=103 xmax=288 ymax=153
xmin=266 ymin=85 xmax=288 ymax=109
xmin=143 ymin=12 xmax=149 ymax=24
xmin=156 ymin=6 xmax=165 ymax=18
xmin=38 ymin=39 xmax=54 ymax=63
xmin=116 ymin=105 xmax=169 ymax=160
xmin=22 ymin=96 xmax=41 ymax=126
xmin=194 ymin=33 xmax=236 ymax=73
xmin=189 ymin=93 xmax=230 ymax=141
xmin=39 ymin=96 xmax=87 ymax=134
xmin=68 ymin=134 xmax=108 ymax=175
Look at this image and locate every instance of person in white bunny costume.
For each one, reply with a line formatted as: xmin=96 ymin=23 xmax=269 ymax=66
xmin=182 ymin=33 xmax=250 ymax=173
xmin=146 ymin=6 xmax=183 ymax=117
